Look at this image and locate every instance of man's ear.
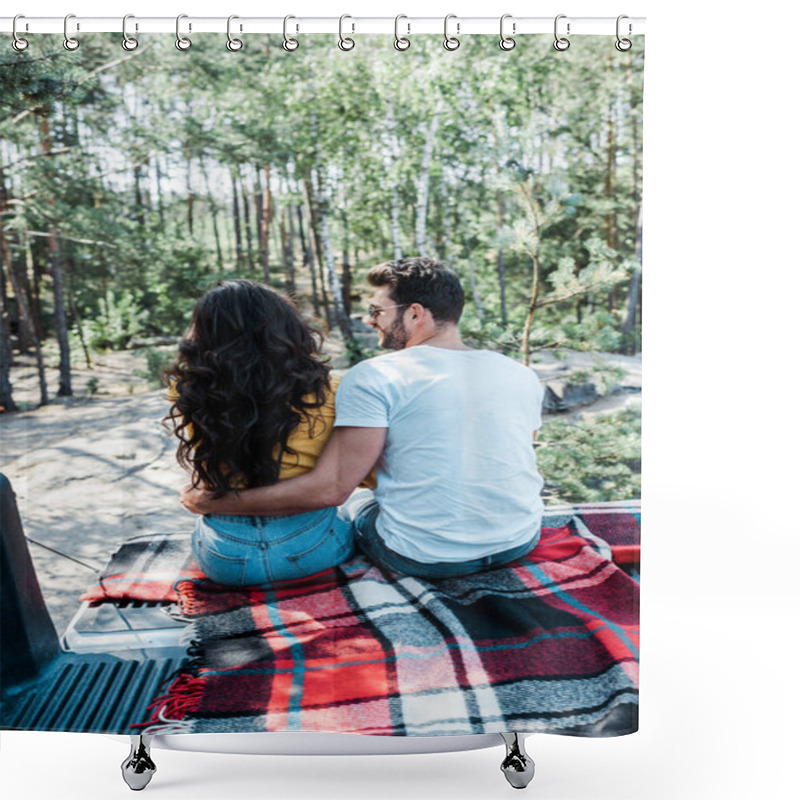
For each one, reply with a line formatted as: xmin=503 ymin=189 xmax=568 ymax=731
xmin=408 ymin=302 xmax=425 ymax=320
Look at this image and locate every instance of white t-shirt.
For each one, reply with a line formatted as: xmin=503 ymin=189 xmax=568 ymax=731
xmin=334 ymin=345 xmax=545 ymax=563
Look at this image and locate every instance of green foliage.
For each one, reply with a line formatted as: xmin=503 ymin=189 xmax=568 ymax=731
xmin=136 ymin=238 xmax=216 ymax=335
xmin=3 ymin=37 xmax=642 ymax=353
xmin=85 ymin=376 xmax=100 ymax=396
xmin=79 ymin=290 xmax=147 ymax=351
xmin=565 ymin=364 xmax=626 ymax=395
xmin=133 ymin=347 xmax=174 ymax=388
xmin=460 ymin=315 xmax=521 ymax=352
xmin=536 ymin=407 xmax=641 ymax=504
xmin=343 ymin=336 xmax=368 ymax=367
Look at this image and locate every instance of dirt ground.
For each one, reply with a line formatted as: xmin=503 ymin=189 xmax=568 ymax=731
xmin=0 ymin=345 xmax=640 ymax=636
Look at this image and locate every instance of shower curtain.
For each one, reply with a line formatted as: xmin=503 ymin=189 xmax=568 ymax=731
xmin=0 ymin=25 xmax=643 ymax=739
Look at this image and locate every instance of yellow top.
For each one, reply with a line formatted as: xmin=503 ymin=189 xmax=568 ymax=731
xmin=170 ymin=375 xmax=376 ymax=489
xmin=282 ymin=376 xmax=377 ymax=488
xmin=278 ymin=375 xmax=339 ymax=479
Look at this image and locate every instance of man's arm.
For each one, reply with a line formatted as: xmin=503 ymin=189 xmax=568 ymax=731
xmin=181 ymin=426 xmax=386 ymax=516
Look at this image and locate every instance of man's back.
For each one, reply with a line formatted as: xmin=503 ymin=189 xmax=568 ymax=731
xmin=335 ymin=346 xmax=545 ymax=563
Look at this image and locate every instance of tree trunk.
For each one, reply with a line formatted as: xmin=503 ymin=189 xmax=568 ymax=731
xmin=441 ymin=196 xmax=453 ymax=267
xmin=200 ymin=158 xmax=224 ymax=269
xmin=241 ymin=167 xmax=255 ymax=273
xmin=414 ymin=98 xmax=443 ymax=257
xmin=521 ymin=254 xmax=541 ymax=367
xmin=0 ymin=310 xmax=16 ymax=412
xmin=296 ymin=203 xmax=320 ymax=317
xmin=230 ymin=167 xmax=244 ymax=271
xmin=69 ymin=291 xmax=92 ymax=369
xmin=258 ymin=164 xmax=274 ymax=285
xmin=30 ymin=239 xmax=45 ymax=342
xmin=460 ymin=215 xmax=484 ymax=322
xmin=623 ymin=55 xmax=643 ymax=354
xmin=384 ymin=109 xmax=404 ymax=262
xmin=341 ymin=222 xmax=353 ymax=318
xmin=0 ymin=217 xmax=18 ymax=411
xmin=496 ymin=191 xmax=508 ymax=328
xmin=391 ymin=185 xmax=403 ymax=261
xmin=490 ymin=118 xmax=509 ymax=328
xmin=319 ymin=208 xmax=352 ymax=340
xmin=280 ymin=205 xmax=296 ymax=295
xmin=313 ymin=171 xmax=357 ymax=354
xmin=623 ymin=205 xmax=643 ymax=353
xmin=16 ymin=232 xmax=36 ymax=352
xmin=605 ymin=56 xmax=619 ymax=312
xmin=47 ymin=232 xmax=71 ymax=396
xmin=185 ymin=154 xmax=195 ymax=235
xmin=302 ymin=177 xmax=331 ymax=326
xmin=155 ymin=156 xmax=166 ymax=229
xmin=4 ymin=237 xmax=47 ymax=405
xmin=133 ymin=164 xmax=146 ymax=229
xmin=39 ymin=114 xmax=71 ymax=396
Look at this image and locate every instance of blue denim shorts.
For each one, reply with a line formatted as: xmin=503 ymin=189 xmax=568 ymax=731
xmin=192 ymin=506 xmax=355 ymax=587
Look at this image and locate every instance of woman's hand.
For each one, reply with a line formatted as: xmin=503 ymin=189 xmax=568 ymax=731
xmin=180 ymin=483 xmax=217 ymax=515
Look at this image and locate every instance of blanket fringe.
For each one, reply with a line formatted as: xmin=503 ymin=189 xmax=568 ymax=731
xmin=175 ymin=578 xmax=202 ymax=616
xmin=132 ymin=671 xmax=208 ymax=730
xmin=178 ymin=622 xmax=199 ymax=647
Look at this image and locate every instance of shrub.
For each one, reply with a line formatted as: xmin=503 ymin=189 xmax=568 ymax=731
xmin=536 ymin=406 xmax=641 ymax=504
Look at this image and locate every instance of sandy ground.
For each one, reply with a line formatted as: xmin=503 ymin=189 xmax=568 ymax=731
xmin=0 ymin=346 xmax=640 ymax=636
xmin=1 ymin=349 xmax=191 ymax=635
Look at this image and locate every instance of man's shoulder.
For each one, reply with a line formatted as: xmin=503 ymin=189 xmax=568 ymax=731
xmin=475 ymin=351 xmax=544 ymax=396
xmin=476 ymin=349 xmax=539 ymax=373
xmin=339 ymin=352 xmax=399 ymax=390
xmin=345 ymin=350 xmax=409 ymax=374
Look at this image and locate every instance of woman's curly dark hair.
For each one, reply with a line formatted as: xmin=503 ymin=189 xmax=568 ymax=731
xmin=164 ymin=280 xmax=330 ymax=497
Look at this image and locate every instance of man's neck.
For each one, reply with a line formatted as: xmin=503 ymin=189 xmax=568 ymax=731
xmin=406 ymin=325 xmax=471 ymax=351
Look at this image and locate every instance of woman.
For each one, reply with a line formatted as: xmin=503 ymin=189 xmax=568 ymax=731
xmin=164 ymin=279 xmax=355 ymax=586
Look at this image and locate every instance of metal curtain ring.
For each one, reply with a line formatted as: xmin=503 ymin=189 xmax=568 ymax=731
xmin=226 ymin=15 xmax=243 ymax=51
xmin=283 ymin=15 xmax=299 ymax=51
xmin=338 ymin=15 xmax=355 ymax=51
xmin=12 ymin=14 xmax=29 ymax=51
xmin=553 ymin=14 xmax=570 ymax=51
xmin=175 ymin=14 xmax=191 ymax=50
xmin=122 ymin=14 xmax=139 ymax=51
xmin=394 ymin=15 xmax=410 ymax=51
xmin=443 ymin=14 xmax=460 ymax=51
xmin=499 ymin=13 xmax=515 ymax=51
xmin=615 ymin=15 xmax=632 ymax=51
xmin=63 ymin=13 xmax=79 ymax=51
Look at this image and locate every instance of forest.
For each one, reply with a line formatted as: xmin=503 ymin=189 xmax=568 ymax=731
xmin=0 ymin=33 xmax=643 ymax=503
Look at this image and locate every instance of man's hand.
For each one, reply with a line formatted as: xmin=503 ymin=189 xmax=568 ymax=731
xmin=180 ymin=483 xmax=217 ymax=515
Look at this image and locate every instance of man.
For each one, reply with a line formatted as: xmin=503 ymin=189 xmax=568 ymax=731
xmin=182 ymin=257 xmax=545 ymax=579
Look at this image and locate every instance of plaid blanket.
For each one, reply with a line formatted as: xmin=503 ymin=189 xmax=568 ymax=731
xmin=81 ymin=502 xmax=640 ymax=605
xmin=80 ymin=531 xmax=206 ymax=604
xmin=123 ymin=504 xmax=639 ymax=738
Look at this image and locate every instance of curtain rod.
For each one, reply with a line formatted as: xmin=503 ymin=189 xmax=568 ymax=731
xmin=1 ymin=16 xmax=645 ymax=37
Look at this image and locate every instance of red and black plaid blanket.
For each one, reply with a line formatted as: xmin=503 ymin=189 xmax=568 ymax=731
xmin=83 ymin=503 xmax=640 ymax=738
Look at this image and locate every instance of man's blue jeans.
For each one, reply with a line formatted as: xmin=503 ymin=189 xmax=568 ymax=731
xmin=341 ymin=489 xmax=539 ymax=580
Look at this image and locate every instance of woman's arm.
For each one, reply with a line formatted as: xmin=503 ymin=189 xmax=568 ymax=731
xmin=181 ymin=426 xmax=386 ymax=516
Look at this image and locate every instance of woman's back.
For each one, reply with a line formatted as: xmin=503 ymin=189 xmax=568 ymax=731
xmin=164 ymin=280 xmax=357 ymax=587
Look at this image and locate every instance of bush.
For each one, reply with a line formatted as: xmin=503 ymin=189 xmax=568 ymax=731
xmin=535 ymin=406 xmax=641 ymax=504
xmin=79 ymin=290 xmax=147 ymax=351
xmin=134 ymin=347 xmax=175 ymax=388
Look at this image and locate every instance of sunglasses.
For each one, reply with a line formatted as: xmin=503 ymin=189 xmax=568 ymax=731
xmin=366 ymin=303 xmax=407 ymax=319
